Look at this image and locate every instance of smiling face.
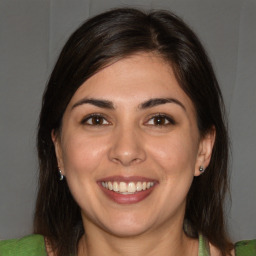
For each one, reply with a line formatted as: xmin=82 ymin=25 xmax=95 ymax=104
xmin=52 ymin=53 xmax=215 ymax=237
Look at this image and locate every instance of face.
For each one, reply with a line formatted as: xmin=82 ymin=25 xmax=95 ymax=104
xmin=53 ymin=53 xmax=214 ymax=237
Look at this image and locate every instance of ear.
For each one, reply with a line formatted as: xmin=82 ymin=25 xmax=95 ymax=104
xmin=194 ymin=126 xmax=216 ymax=176
xmin=51 ymin=129 xmax=65 ymax=175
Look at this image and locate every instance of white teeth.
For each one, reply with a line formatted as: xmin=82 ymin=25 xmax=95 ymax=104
xmin=113 ymin=181 xmax=119 ymax=192
xmin=119 ymin=182 xmax=127 ymax=193
xmin=108 ymin=181 xmax=113 ymax=190
xmin=101 ymin=181 xmax=155 ymax=194
xmin=136 ymin=182 xmax=142 ymax=191
xmin=127 ymin=182 xmax=136 ymax=193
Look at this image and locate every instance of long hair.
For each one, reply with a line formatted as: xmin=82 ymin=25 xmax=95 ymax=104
xmin=34 ymin=8 xmax=232 ymax=256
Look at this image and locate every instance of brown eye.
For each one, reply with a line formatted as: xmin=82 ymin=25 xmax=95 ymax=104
xmin=153 ymin=116 xmax=167 ymax=125
xmin=146 ymin=114 xmax=175 ymax=126
xmin=91 ymin=116 xmax=104 ymax=125
xmin=82 ymin=114 xmax=109 ymax=125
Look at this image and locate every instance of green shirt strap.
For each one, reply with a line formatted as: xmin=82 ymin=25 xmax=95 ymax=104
xmin=0 ymin=234 xmax=47 ymax=256
xmin=198 ymin=233 xmax=210 ymax=256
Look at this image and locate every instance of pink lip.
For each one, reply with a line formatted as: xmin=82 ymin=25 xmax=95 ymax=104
xmin=97 ymin=175 xmax=156 ymax=183
xmin=97 ymin=176 xmax=158 ymax=204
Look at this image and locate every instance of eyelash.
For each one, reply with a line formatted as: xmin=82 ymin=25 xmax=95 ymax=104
xmin=145 ymin=114 xmax=176 ymax=126
xmin=81 ymin=114 xmax=111 ymax=126
xmin=81 ymin=113 xmax=175 ymax=127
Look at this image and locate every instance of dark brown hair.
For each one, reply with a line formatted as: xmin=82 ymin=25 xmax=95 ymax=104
xmin=34 ymin=8 xmax=232 ymax=256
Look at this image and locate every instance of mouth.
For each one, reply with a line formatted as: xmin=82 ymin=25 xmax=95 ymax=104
xmin=98 ymin=176 xmax=158 ymax=204
xmin=101 ymin=181 xmax=155 ymax=194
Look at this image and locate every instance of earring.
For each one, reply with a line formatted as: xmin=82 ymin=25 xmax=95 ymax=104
xmin=199 ymin=166 xmax=205 ymax=175
xmin=58 ymin=168 xmax=64 ymax=181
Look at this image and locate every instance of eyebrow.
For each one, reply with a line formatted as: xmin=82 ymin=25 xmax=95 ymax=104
xmin=71 ymin=97 xmax=186 ymax=111
xmin=72 ymin=98 xmax=115 ymax=110
xmin=139 ymin=98 xmax=186 ymax=111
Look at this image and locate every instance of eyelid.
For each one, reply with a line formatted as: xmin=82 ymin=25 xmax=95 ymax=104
xmin=81 ymin=113 xmax=112 ymax=125
xmin=144 ymin=113 xmax=176 ymax=126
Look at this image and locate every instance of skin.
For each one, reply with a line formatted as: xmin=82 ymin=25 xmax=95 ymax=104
xmin=52 ymin=53 xmax=216 ymax=256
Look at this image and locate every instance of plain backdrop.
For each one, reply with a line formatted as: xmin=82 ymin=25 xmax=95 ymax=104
xmin=0 ymin=0 xmax=255 ymax=242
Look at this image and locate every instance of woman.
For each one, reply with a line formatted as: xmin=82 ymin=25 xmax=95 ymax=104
xmin=0 ymin=8 xmax=255 ymax=256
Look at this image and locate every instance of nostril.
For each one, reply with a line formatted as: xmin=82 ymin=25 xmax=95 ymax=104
xmin=109 ymin=147 xmax=146 ymax=166
xmin=108 ymin=128 xmax=146 ymax=165
xmin=110 ymin=156 xmax=144 ymax=166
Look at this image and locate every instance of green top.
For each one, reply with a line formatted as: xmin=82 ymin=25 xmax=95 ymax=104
xmin=0 ymin=235 xmax=46 ymax=256
xmin=0 ymin=234 xmax=255 ymax=256
xmin=235 ymin=240 xmax=256 ymax=255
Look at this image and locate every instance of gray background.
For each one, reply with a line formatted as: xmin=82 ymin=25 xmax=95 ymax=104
xmin=0 ymin=0 xmax=255 ymax=242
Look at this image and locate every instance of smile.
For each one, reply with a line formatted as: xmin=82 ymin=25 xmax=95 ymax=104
xmin=101 ymin=181 xmax=155 ymax=194
xmin=98 ymin=176 xmax=158 ymax=204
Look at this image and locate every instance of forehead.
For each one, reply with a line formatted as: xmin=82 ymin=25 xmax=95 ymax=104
xmin=67 ymin=53 xmax=195 ymax=114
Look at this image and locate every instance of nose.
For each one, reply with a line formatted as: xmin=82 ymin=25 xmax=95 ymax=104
xmin=108 ymin=125 xmax=146 ymax=166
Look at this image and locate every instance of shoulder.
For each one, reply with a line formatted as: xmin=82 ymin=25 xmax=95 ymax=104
xmin=0 ymin=234 xmax=47 ymax=256
xmin=209 ymin=239 xmax=256 ymax=256
xmin=235 ymin=239 xmax=256 ymax=256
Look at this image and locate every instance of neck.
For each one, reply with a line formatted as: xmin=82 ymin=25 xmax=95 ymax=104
xmin=78 ymin=219 xmax=198 ymax=256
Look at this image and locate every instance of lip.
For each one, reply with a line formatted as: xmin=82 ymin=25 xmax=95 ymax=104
xmin=97 ymin=175 xmax=156 ymax=183
xmin=97 ymin=176 xmax=158 ymax=204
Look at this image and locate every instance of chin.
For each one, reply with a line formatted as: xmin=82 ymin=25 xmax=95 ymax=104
xmin=104 ymin=222 xmax=151 ymax=238
xmin=98 ymin=211 xmax=155 ymax=238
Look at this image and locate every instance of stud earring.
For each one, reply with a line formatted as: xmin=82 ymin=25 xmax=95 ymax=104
xmin=199 ymin=166 xmax=205 ymax=175
xmin=58 ymin=168 xmax=64 ymax=181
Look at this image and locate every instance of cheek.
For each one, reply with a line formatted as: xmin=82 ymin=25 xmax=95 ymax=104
xmin=148 ymin=131 xmax=199 ymax=177
xmin=60 ymin=134 xmax=110 ymax=215
xmin=61 ymin=133 xmax=108 ymax=177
